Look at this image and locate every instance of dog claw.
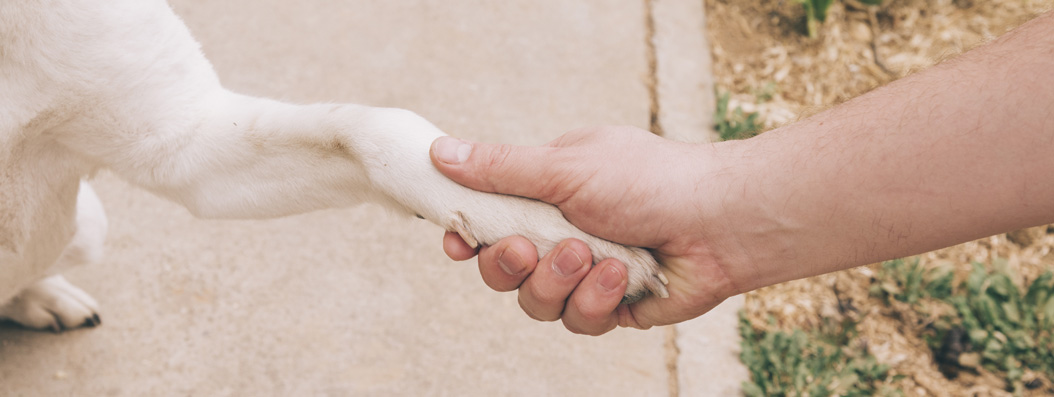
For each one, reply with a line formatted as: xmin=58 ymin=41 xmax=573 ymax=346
xmin=650 ymin=273 xmax=670 ymax=298
xmin=48 ymin=317 xmax=63 ymax=333
xmin=83 ymin=313 xmax=101 ymax=328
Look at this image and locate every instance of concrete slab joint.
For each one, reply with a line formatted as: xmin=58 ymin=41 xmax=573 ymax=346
xmin=650 ymin=0 xmax=718 ymax=144
xmin=648 ymin=0 xmax=748 ymax=395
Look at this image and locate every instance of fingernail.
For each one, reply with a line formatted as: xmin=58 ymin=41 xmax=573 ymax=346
xmin=497 ymin=248 xmax=526 ymax=276
xmin=552 ymin=246 xmax=585 ymax=277
xmin=598 ymin=264 xmax=624 ymax=292
xmin=435 ymin=137 xmax=472 ymax=164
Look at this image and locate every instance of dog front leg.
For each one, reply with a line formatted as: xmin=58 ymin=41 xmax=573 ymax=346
xmin=70 ymin=92 xmax=416 ymax=219
xmin=64 ymin=91 xmax=669 ymax=302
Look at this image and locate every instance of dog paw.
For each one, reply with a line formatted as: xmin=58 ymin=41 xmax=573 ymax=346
xmin=356 ymin=110 xmax=667 ymax=302
xmin=446 ymin=200 xmax=669 ymax=304
xmin=0 ymin=275 xmax=101 ymax=332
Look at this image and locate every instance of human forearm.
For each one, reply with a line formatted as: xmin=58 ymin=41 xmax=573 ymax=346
xmin=720 ymin=12 xmax=1054 ymax=292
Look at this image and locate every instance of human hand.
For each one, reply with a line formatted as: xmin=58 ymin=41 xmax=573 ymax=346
xmin=430 ymin=126 xmax=744 ymax=335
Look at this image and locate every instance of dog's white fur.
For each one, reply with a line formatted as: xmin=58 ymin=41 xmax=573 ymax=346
xmin=0 ymin=0 xmax=667 ymax=330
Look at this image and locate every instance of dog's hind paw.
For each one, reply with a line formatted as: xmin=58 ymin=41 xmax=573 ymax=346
xmin=0 ymin=275 xmax=101 ymax=332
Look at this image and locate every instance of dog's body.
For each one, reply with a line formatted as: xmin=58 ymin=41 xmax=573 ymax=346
xmin=0 ymin=0 xmax=666 ymax=330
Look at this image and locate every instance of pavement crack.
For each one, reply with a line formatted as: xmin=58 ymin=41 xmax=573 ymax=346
xmin=665 ymin=325 xmax=681 ymax=397
xmin=644 ymin=0 xmax=664 ymax=136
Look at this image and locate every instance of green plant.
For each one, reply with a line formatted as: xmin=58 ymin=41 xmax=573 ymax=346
xmin=714 ymin=90 xmax=762 ymax=141
xmin=739 ymin=314 xmax=902 ymax=396
xmin=798 ymin=0 xmax=835 ymax=39
xmin=931 ymin=263 xmax=1054 ymax=393
xmin=798 ymin=0 xmax=884 ymax=38
xmin=873 ymin=257 xmax=1054 ymax=393
xmin=754 ymin=81 xmax=779 ymax=103
xmin=870 ymin=258 xmax=954 ymax=304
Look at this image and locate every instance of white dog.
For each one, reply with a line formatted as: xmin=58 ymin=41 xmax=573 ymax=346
xmin=0 ymin=0 xmax=667 ymax=331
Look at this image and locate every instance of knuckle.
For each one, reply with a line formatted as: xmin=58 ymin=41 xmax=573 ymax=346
xmin=570 ymin=300 xmax=619 ymax=330
xmin=482 ymin=276 xmax=518 ymax=293
xmin=563 ymin=301 xmax=616 ymax=335
xmin=562 ymin=320 xmax=587 ymax=335
xmin=576 ymin=307 xmax=609 ymax=324
xmin=518 ymin=294 xmax=559 ymax=322
xmin=526 ymin=281 xmax=566 ymax=307
xmin=563 ymin=321 xmax=608 ymax=336
xmin=479 ymin=143 xmax=516 ymax=190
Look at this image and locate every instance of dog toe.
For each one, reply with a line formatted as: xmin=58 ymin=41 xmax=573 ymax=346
xmin=0 ymin=275 xmax=102 ymax=332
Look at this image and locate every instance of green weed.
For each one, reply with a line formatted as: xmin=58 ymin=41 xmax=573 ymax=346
xmin=739 ymin=314 xmax=903 ymax=396
xmin=798 ymin=0 xmax=884 ymax=38
xmin=875 ymin=258 xmax=1054 ymax=394
xmin=714 ymin=90 xmax=763 ymax=141
xmin=754 ymin=81 xmax=779 ymax=103
xmin=869 ymin=258 xmax=954 ymax=304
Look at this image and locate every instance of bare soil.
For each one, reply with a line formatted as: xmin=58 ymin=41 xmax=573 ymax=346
xmin=704 ymin=1 xmax=1054 ymax=395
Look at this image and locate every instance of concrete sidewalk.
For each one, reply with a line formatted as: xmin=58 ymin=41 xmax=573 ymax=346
xmin=0 ymin=1 xmax=744 ymax=395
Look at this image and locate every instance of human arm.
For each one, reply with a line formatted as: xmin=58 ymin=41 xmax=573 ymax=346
xmin=432 ymin=11 xmax=1054 ymax=335
xmin=721 ymin=11 xmax=1054 ymax=292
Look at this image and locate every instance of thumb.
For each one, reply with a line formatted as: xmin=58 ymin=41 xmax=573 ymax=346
xmin=430 ymin=136 xmax=573 ymax=203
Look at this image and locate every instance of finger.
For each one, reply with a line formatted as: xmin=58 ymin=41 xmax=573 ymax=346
xmin=517 ymin=239 xmax=592 ymax=322
xmin=476 ymin=235 xmax=538 ymax=292
xmin=429 ymin=136 xmax=577 ymax=203
xmin=561 ymin=259 xmax=627 ymax=335
xmin=443 ymin=231 xmax=479 ymax=261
